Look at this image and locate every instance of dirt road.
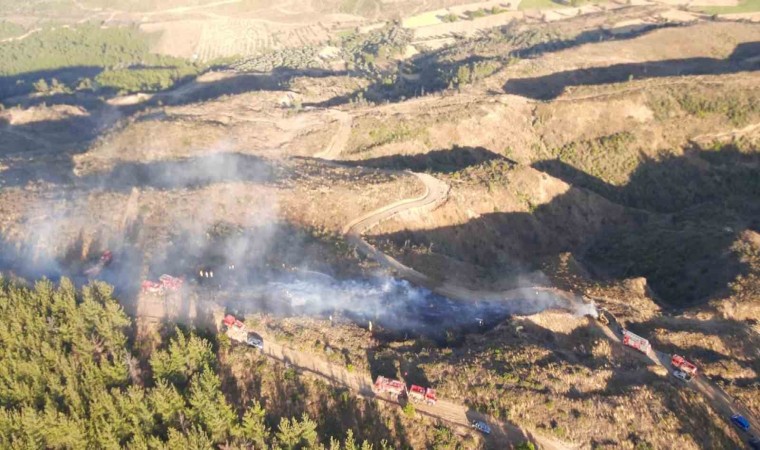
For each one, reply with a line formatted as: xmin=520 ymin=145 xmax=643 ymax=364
xmin=313 ymin=110 xmax=353 ymax=160
xmin=318 ymin=106 xmax=759 ymax=447
xmin=308 ymin=108 xmax=573 ymax=449
xmin=256 ymin=333 xmax=542 ymax=449
xmin=598 ymin=311 xmax=760 ymax=445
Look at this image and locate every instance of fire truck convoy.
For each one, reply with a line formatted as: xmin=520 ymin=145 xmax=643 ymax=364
xmin=622 ymin=329 xmax=651 ymax=354
xmin=408 ymin=384 xmax=438 ymax=405
xmin=373 ymin=376 xmax=437 ymax=405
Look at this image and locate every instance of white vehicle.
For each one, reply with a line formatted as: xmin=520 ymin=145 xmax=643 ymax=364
xmin=673 ymin=369 xmax=692 ymax=383
xmin=471 ymin=420 xmax=491 ymax=435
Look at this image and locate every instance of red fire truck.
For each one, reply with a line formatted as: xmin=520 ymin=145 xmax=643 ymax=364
xmin=408 ymin=385 xmax=437 ymax=405
xmin=671 ymin=354 xmax=698 ymax=376
xmin=622 ymin=329 xmax=651 ymax=354
xmin=372 ymin=376 xmax=407 ymax=400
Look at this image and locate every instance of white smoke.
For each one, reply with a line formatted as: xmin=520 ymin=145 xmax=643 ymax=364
xmin=572 ymin=300 xmax=599 ymax=318
xmin=0 ymin=137 xmax=597 ymax=338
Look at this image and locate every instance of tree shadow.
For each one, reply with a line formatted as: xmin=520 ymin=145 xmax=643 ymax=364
xmin=333 ymin=145 xmax=511 ymax=174
xmin=0 ymin=66 xmax=345 ymax=191
xmin=504 ymin=41 xmax=760 ymax=100
xmin=307 ymin=16 xmax=678 ymax=109
xmin=0 ymin=111 xmax=104 ymax=187
xmin=0 ymin=66 xmax=103 ymax=101
xmin=313 ymin=385 xmax=410 ymax=448
xmin=372 ymin=144 xmax=758 ymax=308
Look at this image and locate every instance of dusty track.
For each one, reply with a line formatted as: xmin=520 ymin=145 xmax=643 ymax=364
xmin=133 ymin=102 xmax=757 ymax=448
xmin=321 ymin=107 xmax=760 ymax=447
xmin=310 ymin=109 xmax=572 ymax=449
xmin=257 ymin=332 xmax=544 ymax=449
xmin=598 ymin=311 xmax=760 ymax=443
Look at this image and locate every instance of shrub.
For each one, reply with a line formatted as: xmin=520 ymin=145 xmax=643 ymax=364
xmin=402 ymin=402 xmax=416 ymax=418
xmin=466 ymin=8 xmax=489 ymax=19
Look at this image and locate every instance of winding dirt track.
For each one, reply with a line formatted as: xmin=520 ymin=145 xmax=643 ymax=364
xmin=320 ymin=108 xmax=760 ymax=447
xmin=599 ymin=312 xmax=760 ymax=444
xmin=313 ymin=109 xmax=571 ymax=450
xmin=133 ymin=106 xmax=757 ymax=449
xmin=257 ymin=335 xmax=541 ymax=449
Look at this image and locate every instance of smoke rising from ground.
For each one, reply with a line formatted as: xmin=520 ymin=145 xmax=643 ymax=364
xmin=0 ymin=144 xmax=597 ymax=340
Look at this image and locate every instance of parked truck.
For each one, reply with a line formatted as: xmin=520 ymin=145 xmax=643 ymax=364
xmin=671 ymin=354 xmax=698 ymax=376
xmin=141 ymin=274 xmax=184 ymax=294
xmin=372 ymin=376 xmax=407 ymax=400
xmin=408 ymin=385 xmax=437 ymax=405
xmin=622 ymin=329 xmax=651 ymax=354
xmin=221 ymin=315 xmax=263 ymax=349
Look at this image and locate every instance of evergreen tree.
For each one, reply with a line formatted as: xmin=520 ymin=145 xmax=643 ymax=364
xmin=240 ymin=400 xmax=270 ymax=448
xmin=188 ymin=367 xmax=238 ymax=443
xmin=276 ymin=414 xmax=318 ymax=450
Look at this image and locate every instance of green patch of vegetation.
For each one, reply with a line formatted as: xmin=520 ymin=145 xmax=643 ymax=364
xmin=339 ymin=0 xmax=381 ymax=15
xmin=0 ymin=24 xmax=155 ymax=76
xmin=466 ymin=8 xmax=489 ymax=19
xmin=648 ymin=88 xmax=760 ymax=126
xmin=0 ymin=21 xmax=25 ymax=40
xmin=402 ymin=402 xmax=416 ymax=418
xmin=94 ymin=61 xmax=200 ymax=93
xmin=348 ymin=116 xmax=429 ymax=153
xmin=446 ymin=59 xmax=502 ymax=87
xmin=699 ymin=0 xmax=760 ymax=14
xmin=431 ymin=424 xmax=464 ymax=449
xmin=464 ymin=5 xmax=509 ymax=19
xmin=340 ymin=25 xmax=412 ymax=74
xmin=544 ymin=132 xmax=639 ymax=187
xmin=450 ymin=159 xmax=516 ymax=188
xmin=0 ymin=24 xmax=206 ymax=98
xmin=441 ymin=12 xmax=460 ymax=22
xmin=0 ymin=278 xmax=388 ymax=448
xmin=518 ymin=0 xmax=562 ymax=10
xmin=369 ymin=121 xmax=427 ymax=146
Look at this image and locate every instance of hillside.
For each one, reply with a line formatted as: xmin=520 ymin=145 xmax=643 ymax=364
xmin=0 ymin=1 xmax=759 ymax=449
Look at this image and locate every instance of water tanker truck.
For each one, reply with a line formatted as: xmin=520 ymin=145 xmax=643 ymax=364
xmin=671 ymin=354 xmax=698 ymax=376
xmin=622 ymin=329 xmax=651 ymax=354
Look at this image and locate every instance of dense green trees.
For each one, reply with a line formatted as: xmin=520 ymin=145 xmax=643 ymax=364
xmin=0 ymin=278 xmax=382 ymax=449
xmin=0 ymin=24 xmax=204 ymax=98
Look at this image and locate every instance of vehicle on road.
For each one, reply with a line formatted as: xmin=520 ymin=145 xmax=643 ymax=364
xmin=246 ymin=332 xmax=264 ymax=349
xmin=141 ymin=274 xmax=184 ymax=294
xmin=408 ymin=385 xmax=437 ymax=405
xmin=671 ymin=354 xmax=698 ymax=376
xmin=471 ymin=420 xmax=491 ymax=435
xmin=748 ymin=436 xmax=760 ymax=450
xmin=222 ymin=315 xmax=264 ymax=350
xmin=672 ymin=369 xmax=692 ymax=383
xmin=731 ymin=414 xmax=751 ymax=432
xmin=622 ymin=329 xmax=651 ymax=354
xmin=372 ymin=376 xmax=407 ymax=400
